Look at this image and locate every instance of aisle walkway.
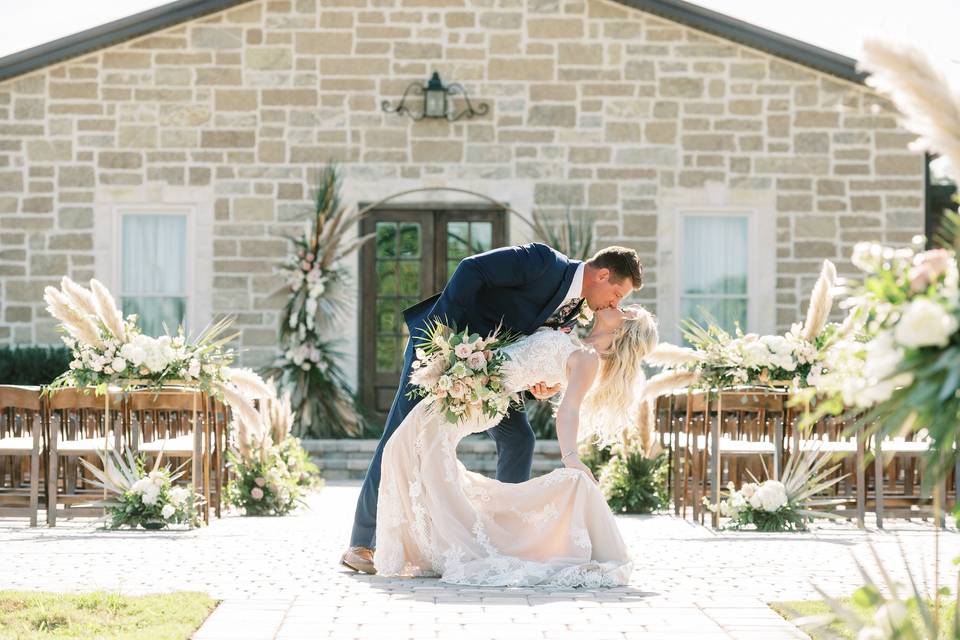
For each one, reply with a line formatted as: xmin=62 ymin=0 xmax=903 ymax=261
xmin=2 ymin=482 xmax=956 ymax=639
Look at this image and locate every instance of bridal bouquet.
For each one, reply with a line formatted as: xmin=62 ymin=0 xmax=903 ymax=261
xmin=407 ymin=319 xmax=520 ymax=426
xmin=44 ymin=277 xmax=237 ymax=393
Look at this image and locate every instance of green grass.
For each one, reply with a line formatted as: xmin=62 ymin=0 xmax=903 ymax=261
xmin=771 ymin=598 xmax=957 ymax=639
xmin=0 ymin=591 xmax=216 ymax=640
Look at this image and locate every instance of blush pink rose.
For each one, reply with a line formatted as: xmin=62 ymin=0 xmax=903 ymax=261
xmin=467 ymin=351 xmax=487 ymax=370
xmin=250 ymin=487 xmax=264 ymax=500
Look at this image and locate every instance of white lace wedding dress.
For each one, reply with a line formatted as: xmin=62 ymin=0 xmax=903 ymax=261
xmin=373 ymin=328 xmax=633 ymax=587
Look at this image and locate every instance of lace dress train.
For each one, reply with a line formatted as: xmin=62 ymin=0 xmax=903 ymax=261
xmin=373 ymin=329 xmax=633 ymax=587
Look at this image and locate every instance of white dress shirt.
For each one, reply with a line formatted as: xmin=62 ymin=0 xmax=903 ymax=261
xmin=556 ymin=262 xmax=585 ymax=312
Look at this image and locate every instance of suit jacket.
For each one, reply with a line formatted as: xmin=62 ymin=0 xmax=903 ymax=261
xmin=402 ymin=242 xmax=581 ymax=342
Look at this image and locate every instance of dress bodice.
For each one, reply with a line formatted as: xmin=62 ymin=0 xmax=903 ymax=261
xmin=500 ymin=328 xmax=583 ymax=394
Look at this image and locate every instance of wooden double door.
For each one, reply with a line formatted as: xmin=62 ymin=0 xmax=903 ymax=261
xmin=360 ymin=206 xmax=507 ymax=417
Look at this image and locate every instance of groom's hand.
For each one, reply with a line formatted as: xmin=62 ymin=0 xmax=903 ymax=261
xmin=528 ymin=382 xmax=561 ymax=400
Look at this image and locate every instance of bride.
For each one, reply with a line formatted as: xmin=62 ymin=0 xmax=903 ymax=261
xmin=374 ymin=304 xmax=658 ymax=587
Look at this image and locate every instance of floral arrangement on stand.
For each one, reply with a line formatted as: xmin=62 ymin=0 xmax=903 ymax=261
xmin=704 ymin=449 xmax=844 ymax=532
xmin=222 ymin=374 xmax=321 ymax=516
xmin=407 ymin=320 xmax=520 ymax=426
xmin=642 ymin=259 xmax=842 ymax=398
xmin=264 ymin=164 xmax=372 ymax=438
xmin=44 ymin=277 xmax=237 ymax=394
xmin=786 ymin=37 xmax=960 ymax=637
xmin=80 ymin=450 xmax=200 ymax=530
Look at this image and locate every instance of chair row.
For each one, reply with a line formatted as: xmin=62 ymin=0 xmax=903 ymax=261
xmin=654 ymin=389 xmax=952 ymax=529
xmin=0 ymin=385 xmax=228 ymax=527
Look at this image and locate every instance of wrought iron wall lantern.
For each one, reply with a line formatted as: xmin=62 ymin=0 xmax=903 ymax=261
xmin=381 ymin=72 xmax=489 ymax=122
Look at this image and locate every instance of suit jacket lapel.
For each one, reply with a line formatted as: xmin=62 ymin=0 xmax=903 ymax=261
xmin=530 ymin=260 xmax=582 ymax=331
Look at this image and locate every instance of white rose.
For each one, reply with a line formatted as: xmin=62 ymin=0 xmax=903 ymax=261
xmin=758 ymin=483 xmax=787 ymax=512
xmin=187 ymin=359 xmax=201 ymax=379
xmin=740 ymin=483 xmax=758 ymax=498
xmin=141 ymin=484 xmax=160 ymax=506
xmin=894 ymin=298 xmax=958 ymax=348
xmin=161 ymin=504 xmax=176 ymax=519
xmin=466 ymin=351 xmax=487 ymax=370
xmin=748 ymin=493 xmax=763 ymax=510
xmin=111 ymin=357 xmax=126 ymax=373
xmin=454 ymin=343 xmax=474 ymax=359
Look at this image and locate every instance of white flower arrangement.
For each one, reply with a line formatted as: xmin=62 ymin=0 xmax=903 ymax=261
xmin=45 ymin=277 xmax=237 ymax=394
xmin=704 ymin=450 xmax=844 ymax=532
xmin=80 ymin=450 xmax=200 ymax=529
xmin=643 ymin=260 xmax=841 ymax=396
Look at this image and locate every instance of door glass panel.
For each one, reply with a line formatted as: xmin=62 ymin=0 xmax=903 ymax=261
xmin=373 ymin=220 xmax=422 ymax=374
xmin=680 ymin=215 xmax=749 ymax=336
xmin=445 ymin=220 xmax=494 ymax=283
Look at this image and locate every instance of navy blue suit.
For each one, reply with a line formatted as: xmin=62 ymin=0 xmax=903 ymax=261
xmin=349 ymin=243 xmax=581 ymax=549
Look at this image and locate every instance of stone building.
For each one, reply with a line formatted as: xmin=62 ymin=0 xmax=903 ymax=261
xmin=0 ymin=0 xmax=926 ymax=413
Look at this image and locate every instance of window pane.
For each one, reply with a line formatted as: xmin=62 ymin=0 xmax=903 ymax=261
xmin=681 ymin=297 xmax=748 ymax=337
xmin=397 ymin=261 xmax=420 ymax=297
xmin=469 ymin=222 xmax=492 ymax=253
xmin=376 ymin=222 xmax=397 ymax=258
xmin=398 ymin=223 xmax=420 ymax=258
xmin=376 ymin=298 xmax=399 ymax=333
xmin=682 ymin=216 xmax=748 ymax=296
xmin=447 ymin=221 xmax=470 ymax=262
xmin=376 ymin=336 xmax=398 ymax=373
xmin=376 ymin=262 xmax=397 ymax=296
xmin=121 ymin=214 xmax=186 ymax=296
xmin=122 ymin=297 xmax=187 ymax=337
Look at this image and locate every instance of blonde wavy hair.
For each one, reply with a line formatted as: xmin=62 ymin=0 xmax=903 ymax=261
xmin=577 ymin=305 xmax=659 ymax=450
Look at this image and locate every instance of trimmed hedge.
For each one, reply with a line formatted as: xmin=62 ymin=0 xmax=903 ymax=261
xmin=0 ymin=346 xmax=71 ymax=385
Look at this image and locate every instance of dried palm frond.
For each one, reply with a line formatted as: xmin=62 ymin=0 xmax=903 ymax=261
xmin=44 ymin=286 xmax=104 ymax=348
xmin=801 ymin=260 xmax=837 ymax=342
xmin=644 ymin=343 xmax=701 ymax=367
xmin=859 ymin=39 xmax=960 ymax=185
xmin=89 ymin=279 xmax=126 ymax=341
xmin=639 ymin=370 xmax=698 ymax=403
xmin=60 ymin=276 xmax=98 ymax=317
xmin=223 ymin=367 xmax=273 ymax=399
xmin=778 ymin=446 xmax=847 ymax=519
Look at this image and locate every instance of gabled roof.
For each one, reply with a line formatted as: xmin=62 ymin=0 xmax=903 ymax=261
xmin=0 ymin=0 xmax=866 ymax=85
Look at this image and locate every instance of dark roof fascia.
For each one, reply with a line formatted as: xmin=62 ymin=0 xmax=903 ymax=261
xmin=0 ymin=0 xmax=251 ymax=84
xmin=614 ymin=0 xmax=867 ymax=85
xmin=0 ymin=0 xmax=867 ymax=86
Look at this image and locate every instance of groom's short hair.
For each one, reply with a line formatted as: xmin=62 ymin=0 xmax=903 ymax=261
xmin=587 ymin=246 xmax=643 ymax=289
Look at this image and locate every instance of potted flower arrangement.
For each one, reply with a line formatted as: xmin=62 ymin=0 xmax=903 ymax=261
xmin=224 ymin=378 xmax=321 ymax=516
xmin=80 ymin=450 xmax=200 ymax=530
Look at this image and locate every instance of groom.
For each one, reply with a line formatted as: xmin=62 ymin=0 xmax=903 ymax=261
xmin=341 ymin=243 xmax=643 ymax=573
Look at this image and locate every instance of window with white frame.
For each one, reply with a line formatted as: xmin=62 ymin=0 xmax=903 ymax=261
xmin=120 ymin=213 xmax=188 ymax=336
xmin=680 ymin=214 xmax=749 ymax=335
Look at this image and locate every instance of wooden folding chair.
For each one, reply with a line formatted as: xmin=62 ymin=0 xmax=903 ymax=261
xmin=874 ymin=431 xmax=946 ymax=528
xmin=700 ymin=390 xmax=787 ymax=528
xmin=126 ymin=388 xmax=212 ymax=524
xmin=0 ymin=386 xmax=45 ymax=526
xmin=788 ymin=410 xmax=867 ymax=528
xmin=46 ymin=387 xmax=125 ymax=525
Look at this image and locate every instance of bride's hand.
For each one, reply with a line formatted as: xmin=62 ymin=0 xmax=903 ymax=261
xmin=528 ymin=381 xmax=561 ymax=400
xmin=563 ymin=457 xmax=598 ymax=484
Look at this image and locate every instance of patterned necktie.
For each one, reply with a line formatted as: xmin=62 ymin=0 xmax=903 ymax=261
xmin=543 ymin=298 xmax=584 ymax=330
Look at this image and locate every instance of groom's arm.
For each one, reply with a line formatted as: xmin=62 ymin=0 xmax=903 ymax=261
xmin=442 ymin=243 xmax=554 ymax=326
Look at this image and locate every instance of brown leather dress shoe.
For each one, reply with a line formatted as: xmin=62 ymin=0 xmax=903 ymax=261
xmin=340 ymin=546 xmax=376 ymax=574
